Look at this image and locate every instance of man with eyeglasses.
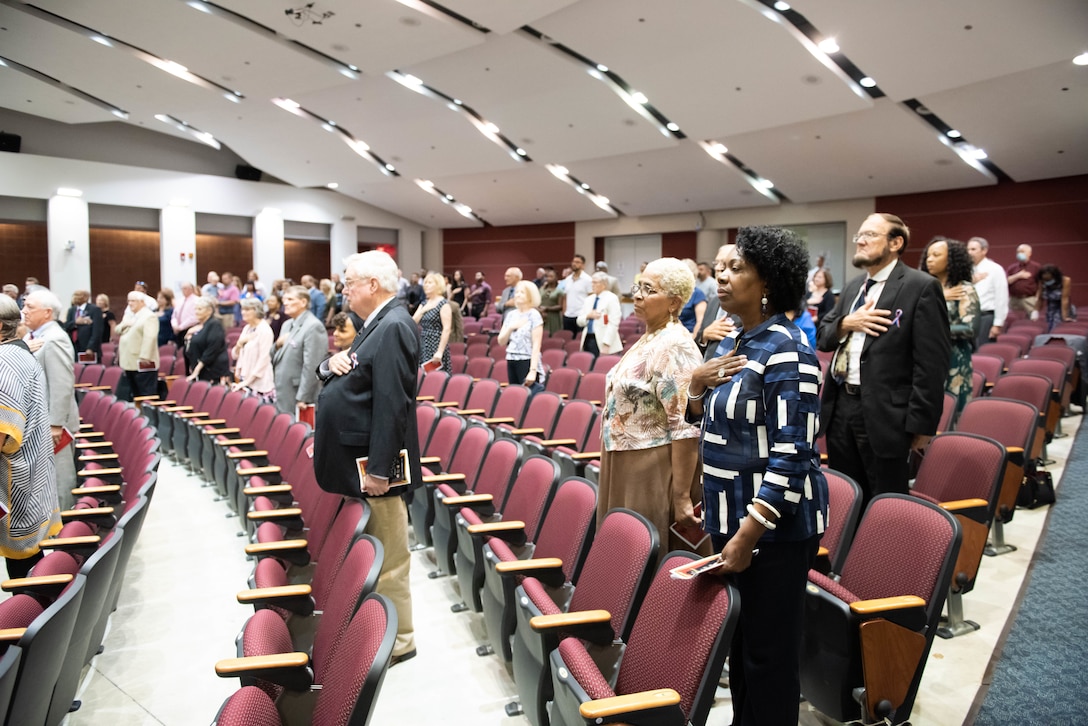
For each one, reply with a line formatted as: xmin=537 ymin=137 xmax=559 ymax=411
xmin=817 ymin=213 xmax=950 ymax=509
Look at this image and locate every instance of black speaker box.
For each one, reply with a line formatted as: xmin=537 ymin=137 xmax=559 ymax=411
xmin=0 ymin=132 xmax=22 ymax=153
xmin=235 ymin=164 xmax=262 ymax=181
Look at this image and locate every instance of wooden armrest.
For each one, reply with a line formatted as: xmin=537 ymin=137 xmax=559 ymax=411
xmin=246 ymin=507 xmax=303 ymax=522
xmin=73 ymin=382 xmax=94 ymax=389
xmin=178 ymin=411 xmax=210 ymax=419
xmin=538 ymin=438 xmax=577 ymax=447
xmin=71 ymin=484 xmax=121 ymax=496
xmin=0 ymin=628 xmax=27 ymax=643
xmin=433 ymin=401 xmax=459 ymax=408
xmin=422 ymin=473 xmax=466 ymax=484
xmin=77 ymin=466 xmax=122 ymax=477
xmin=495 ymin=557 xmax=565 ymax=586
xmin=415 ymin=395 xmax=435 ymax=401
xmin=42 ymin=535 xmax=101 ymax=549
xmin=78 ymin=453 xmax=118 ymax=462
xmin=75 ymin=440 xmax=112 ymax=450
xmin=482 ymin=417 xmax=515 ymax=425
xmin=236 ymin=583 xmax=314 ymax=616
xmin=531 ymin=609 xmax=611 ymax=631
xmin=456 ymin=408 xmax=486 ymax=415
xmin=244 ymin=539 xmax=308 ymax=556
xmin=86 ymin=385 xmax=113 ymax=391
xmin=588 ymin=400 xmax=602 ymax=406
xmin=60 ymin=506 xmax=116 ymax=529
xmin=571 ymin=451 xmax=602 ymax=460
xmin=194 ymin=418 xmax=226 ymax=426
xmin=419 ymin=456 xmax=441 ymax=466
xmin=467 ymin=520 xmax=525 ymax=535
xmin=230 ymin=450 xmax=268 ymax=460
xmin=73 ymin=431 xmax=104 ymax=439
xmin=78 ymin=422 xmax=94 ymax=430
xmin=143 ymin=399 xmax=177 ymax=407
xmin=579 ymin=689 xmax=682 ymax=721
xmin=132 ymin=395 xmax=159 ymax=402
xmin=510 ymin=427 xmax=545 ymax=436
xmin=236 ymin=465 xmax=281 ymax=477
xmin=243 ymin=483 xmax=291 ymax=496
xmin=163 ymin=405 xmax=194 ymax=412
xmin=2 ymin=573 xmax=74 ymax=599
xmin=851 ymin=595 xmax=927 ymax=630
xmin=939 ymin=498 xmax=990 ymax=513
xmin=214 ymin=652 xmax=313 ymax=691
xmin=208 ymin=427 xmax=241 ymax=435
xmin=217 ymin=437 xmax=254 ymax=446
xmin=442 ymin=493 xmax=493 ymax=507
xmin=817 ymin=545 xmax=829 ymax=558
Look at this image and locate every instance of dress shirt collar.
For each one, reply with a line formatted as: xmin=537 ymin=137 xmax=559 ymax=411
xmin=364 ymin=296 xmax=395 ymax=328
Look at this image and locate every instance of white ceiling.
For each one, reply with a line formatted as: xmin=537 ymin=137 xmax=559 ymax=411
xmin=1 ymin=0 xmax=1085 ymax=228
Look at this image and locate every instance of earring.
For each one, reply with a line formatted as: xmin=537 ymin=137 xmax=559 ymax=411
xmin=761 ymin=295 xmax=768 ymax=318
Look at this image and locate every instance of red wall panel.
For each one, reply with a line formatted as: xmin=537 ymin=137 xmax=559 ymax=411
xmin=196 ymin=234 xmax=252 ymax=288
xmin=89 ymin=227 xmax=161 ymax=321
xmin=284 ymin=239 xmax=331 ymax=283
xmin=443 ymin=223 xmax=576 ymax=285
xmin=0 ymin=222 xmax=50 ymax=289
xmin=662 ymin=231 xmax=697 ymax=261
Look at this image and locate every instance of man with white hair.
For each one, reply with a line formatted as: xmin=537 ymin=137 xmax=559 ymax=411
xmin=967 ymin=237 xmax=1009 ymax=347
xmin=314 ymin=250 xmax=422 ymax=666
xmin=577 ymin=271 xmax=622 ymax=357
xmin=22 ymin=288 xmax=80 ymax=508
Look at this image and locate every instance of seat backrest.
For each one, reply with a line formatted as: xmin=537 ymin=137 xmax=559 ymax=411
xmin=1007 ymin=318 xmax=1047 ymax=335
xmin=226 ymin=393 xmax=263 ymax=429
xmin=938 ymin=391 xmax=957 ymax=432
xmin=96 ymin=366 xmax=124 ymax=392
xmin=312 ymin=535 xmax=384 ymax=674
xmin=311 ymin=499 xmax=369 ymax=608
xmin=79 ymin=363 xmax=105 ymax=386
xmin=819 ymin=468 xmax=863 ymax=575
xmin=465 ymin=357 xmax=494 ymax=380
xmin=180 ymin=379 xmax=211 ymax=408
xmin=466 ymin=342 xmax=490 ymax=359
xmin=591 ymin=354 xmax=621 ymax=373
xmin=951 ymin=397 xmax=1038 ymax=456
xmin=541 ymin=348 xmax=567 ymax=370
xmin=439 ymin=373 xmax=473 ymax=407
xmin=613 ymin=553 xmax=738 ymax=722
xmin=417 ymin=370 xmax=448 ymax=400
xmin=462 ymin=377 xmax=500 ymax=416
xmin=198 ymin=385 xmax=229 ymax=418
xmin=549 ymin=399 xmax=596 ymax=449
xmin=489 ymin=384 xmax=529 ymax=423
xmin=519 ymin=391 xmax=563 ymax=434
xmin=446 ymin=421 xmax=493 ymax=488
xmin=416 ymin=402 xmax=440 ymax=453
xmin=914 ymin=433 xmax=1005 ymax=516
xmin=472 ymin=437 xmax=522 ymax=506
xmin=541 ymin=337 xmax=567 ymax=352
xmin=565 ymin=351 xmax=595 ymax=374
xmin=499 ymin=454 xmax=559 ymax=542
xmin=995 ymin=333 xmax=1032 ymax=355
xmin=545 ymin=367 xmax=581 ymax=399
xmin=1007 ymin=357 xmax=1066 ymax=391
xmin=1027 ymin=343 xmax=1075 ymax=376
xmin=990 ymin=373 xmax=1053 ymax=419
xmin=838 ymin=495 xmax=961 ymax=612
xmin=1051 ymin=322 xmax=1088 ymax=336
xmin=971 ymin=354 xmax=1004 ymax=385
xmin=242 ymin=403 xmax=280 ymax=445
xmin=970 ymin=370 xmax=986 ymax=399
xmin=574 ymin=372 xmax=607 ymax=404
xmin=568 ymin=508 xmax=659 ymax=640
xmin=449 ymin=353 xmax=468 ymax=375
xmin=311 ymin=594 xmax=397 ymax=726
xmin=977 ymin=342 xmax=1021 ymax=367
xmin=425 ymin=411 xmax=467 ymax=470
xmin=530 ymin=477 xmax=597 ymax=583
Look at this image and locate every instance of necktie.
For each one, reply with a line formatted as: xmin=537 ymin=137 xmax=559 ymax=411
xmin=831 ymin=278 xmax=877 ymax=383
xmin=588 ymin=296 xmax=598 ymax=333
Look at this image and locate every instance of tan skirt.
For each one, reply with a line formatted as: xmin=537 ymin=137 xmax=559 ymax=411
xmin=597 ymin=445 xmax=710 ymax=557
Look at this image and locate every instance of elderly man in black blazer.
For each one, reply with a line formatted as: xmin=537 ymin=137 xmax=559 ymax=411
xmin=817 ymin=213 xmax=950 ymax=508
xmin=63 ymin=289 xmax=103 ymax=361
xmin=313 ymin=249 xmax=422 ymax=666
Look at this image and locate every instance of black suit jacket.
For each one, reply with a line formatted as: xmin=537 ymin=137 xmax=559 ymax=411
xmin=64 ymin=303 xmax=104 ymax=357
xmin=185 ymin=318 xmax=230 ymax=379
xmin=817 ymin=259 xmax=951 ymax=455
xmin=314 ymin=299 xmax=422 ymax=498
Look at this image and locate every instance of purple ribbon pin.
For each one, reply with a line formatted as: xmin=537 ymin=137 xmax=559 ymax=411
xmin=891 ymin=309 xmax=903 ymax=327
xmin=350 ymin=352 xmax=359 ymax=368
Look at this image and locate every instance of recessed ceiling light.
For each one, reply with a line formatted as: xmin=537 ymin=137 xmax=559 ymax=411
xmin=817 ymin=38 xmax=839 ymax=54
xmin=1074 ymin=52 xmax=1088 ymax=66
xmin=327 ymin=182 xmax=339 ymax=189
xmin=711 ymin=142 xmax=727 ymax=155
xmin=859 ymin=76 xmax=876 ymax=88
xmin=773 ymin=1 xmax=790 ymax=11
xmin=947 ymin=129 xmax=962 ymax=138
xmin=630 ymin=91 xmax=648 ymax=104
xmin=970 ymin=148 xmax=988 ymax=160
xmin=90 ymin=35 xmax=112 ymax=47
xmin=596 ymin=63 xmax=608 ymax=72
xmin=666 ymin=122 xmax=680 ymax=132
xmin=56 ymin=187 xmax=83 ymax=198
xmin=484 ymin=122 xmax=500 ymax=134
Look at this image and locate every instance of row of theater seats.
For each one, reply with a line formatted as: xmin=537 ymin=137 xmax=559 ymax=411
xmin=0 ymin=390 xmax=161 ymax=725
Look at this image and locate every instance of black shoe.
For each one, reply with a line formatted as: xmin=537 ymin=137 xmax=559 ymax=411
xmin=389 ymin=649 xmax=417 ymax=667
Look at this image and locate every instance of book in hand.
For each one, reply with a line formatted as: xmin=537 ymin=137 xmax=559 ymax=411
xmin=669 ymin=554 xmax=727 ymax=580
xmin=669 ymin=501 xmax=709 ymax=550
xmin=53 ymin=427 xmax=74 ymax=455
xmin=421 ymin=359 xmax=441 ymax=373
xmin=137 ymin=359 xmax=157 ymax=371
xmin=78 ymin=351 xmax=97 ymax=363
xmin=356 ymin=449 xmax=412 ymax=492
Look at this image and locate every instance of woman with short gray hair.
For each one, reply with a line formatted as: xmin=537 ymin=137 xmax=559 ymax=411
xmin=232 ymin=298 xmax=275 ymax=400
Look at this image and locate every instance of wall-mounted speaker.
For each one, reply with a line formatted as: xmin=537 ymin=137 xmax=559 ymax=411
xmin=234 ymin=164 xmax=262 ymax=181
xmin=0 ymin=132 xmax=22 ymax=153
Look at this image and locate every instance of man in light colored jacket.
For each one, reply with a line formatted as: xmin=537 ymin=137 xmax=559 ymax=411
xmin=577 ymin=272 xmax=622 ymax=357
xmin=116 ymin=291 xmax=160 ymax=400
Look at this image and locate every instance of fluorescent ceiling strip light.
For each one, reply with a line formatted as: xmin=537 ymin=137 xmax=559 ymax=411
xmin=0 ymin=53 xmax=129 ymax=118
xmin=413 ymin=179 xmax=487 ymax=224
xmin=271 ymin=98 xmax=398 ymax=177
xmin=697 ymin=140 xmax=786 ymax=203
xmin=544 ymin=164 xmax=620 ymax=217
xmin=154 ymin=113 xmax=222 ymax=149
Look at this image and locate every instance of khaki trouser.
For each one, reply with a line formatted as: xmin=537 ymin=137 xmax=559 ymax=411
xmin=366 ymin=495 xmax=415 ymax=656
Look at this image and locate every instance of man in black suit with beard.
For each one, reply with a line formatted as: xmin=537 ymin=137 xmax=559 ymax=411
xmin=817 ymin=213 xmax=950 ymax=508
xmin=313 ymin=249 xmax=422 ymax=666
xmin=63 ymin=289 xmax=103 ymax=361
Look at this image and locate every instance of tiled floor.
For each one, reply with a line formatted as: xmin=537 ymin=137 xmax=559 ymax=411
xmin=52 ymin=410 xmax=1082 ymax=725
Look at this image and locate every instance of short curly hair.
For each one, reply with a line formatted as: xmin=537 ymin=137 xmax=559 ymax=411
xmin=920 ymin=237 xmax=973 ymax=287
xmin=734 ymin=226 xmax=808 ymax=314
xmin=643 ymin=257 xmax=695 ymax=303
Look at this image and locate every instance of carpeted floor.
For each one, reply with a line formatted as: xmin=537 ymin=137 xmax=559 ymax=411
xmin=973 ymin=424 xmax=1088 ymax=725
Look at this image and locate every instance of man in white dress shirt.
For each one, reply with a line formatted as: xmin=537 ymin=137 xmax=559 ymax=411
xmin=967 ymin=236 xmax=1009 ymax=347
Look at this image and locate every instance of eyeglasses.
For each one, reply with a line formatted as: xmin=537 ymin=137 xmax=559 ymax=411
xmin=343 ymin=277 xmax=364 ymax=289
xmin=630 ymin=283 xmax=663 ymax=298
xmin=852 ymin=231 xmax=888 ymax=243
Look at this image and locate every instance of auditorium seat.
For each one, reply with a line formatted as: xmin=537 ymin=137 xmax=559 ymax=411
xmin=816 ymin=468 xmax=863 ymax=576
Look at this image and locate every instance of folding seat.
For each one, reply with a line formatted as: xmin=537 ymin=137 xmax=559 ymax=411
xmin=563 ymin=340 xmax=582 ymax=356
xmin=551 ymin=415 xmax=601 ymax=482
xmin=149 ymin=379 xmax=211 ymax=459
xmin=432 ymin=373 xmax=473 ymax=409
xmin=466 ymin=342 xmax=490 ymax=360
xmin=495 ymin=391 xmax=563 ymax=441
xmin=448 ymin=353 xmax=468 ymax=374
xmin=540 ymin=338 xmax=566 ymax=352
xmin=970 ymin=370 xmax=987 ymax=399
xmin=100 ymin=341 xmax=117 ymax=365
xmin=86 ymin=365 xmax=124 ymax=394
xmin=564 ymin=351 xmax=594 ymax=374
xmin=549 ymin=329 xmax=574 ymax=342
xmin=477 ymin=477 xmax=597 ymax=660
xmin=971 ymin=354 xmax=1003 ymax=393
xmin=455 ymin=376 xmax=500 ymax=418
xmin=226 ymin=411 xmax=295 ymax=513
xmin=173 ymin=383 xmax=229 ymax=471
xmin=415 ymin=401 xmax=440 ymax=455
xmin=911 ymin=432 xmax=1006 ymax=639
xmin=548 ymin=552 xmax=740 ymax=726
xmin=211 ymin=593 xmax=396 ymax=726
xmin=590 ymin=353 xmax=621 ymax=373
xmin=544 ymin=367 xmax=580 ymax=400
xmin=540 ymin=348 xmax=567 ymax=370
xmin=431 ymin=436 xmax=520 ymax=579
xmin=816 ymin=468 xmax=863 ymax=576
xmin=238 ymin=423 xmax=316 ymax=534
xmin=0 ymin=573 xmax=87 ymax=726
xmin=1008 ymin=357 xmax=1067 ymax=432
xmin=415 ymin=369 xmax=448 ymax=402
xmin=1051 ymin=321 xmax=1088 ymax=336
xmin=447 ymin=341 xmax=467 ymax=356
xmin=909 ymin=392 xmax=958 ymax=477
xmin=521 ymin=399 xmax=595 ymax=459
xmin=185 ymin=388 xmax=246 ymax=481
xmin=470 ymin=383 xmax=529 ymax=428
xmin=465 ymin=356 xmax=494 ymax=380
xmin=956 ymin=397 xmax=1037 ymax=556
xmin=995 ymin=332 xmax=1033 ymax=355
xmin=1027 ymin=342 xmax=1079 ymax=411
xmin=202 ymin=393 xmax=263 ymax=493
xmin=216 ymin=403 xmax=282 ymax=505
xmin=489 ymin=341 xmax=507 ymax=360
xmin=506 ymin=508 xmax=658 ymax=726
xmin=991 ymin=373 xmax=1056 ymax=459
xmin=138 ymin=375 xmax=193 ymax=432
xmin=73 ymin=363 xmax=104 ymax=391
xmin=230 ymin=534 xmax=383 ymax=694
xmin=800 ymin=494 xmax=961 ymax=725
xmin=407 ymin=411 xmax=467 ymax=548
xmin=157 ymin=354 xmax=174 ymax=382
xmin=572 ymin=372 xmax=606 ymax=406
xmin=452 ymin=455 xmax=559 ymax=614
xmin=490 ymin=360 xmax=510 ymax=385
xmin=977 ymin=342 xmax=1021 ymax=369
